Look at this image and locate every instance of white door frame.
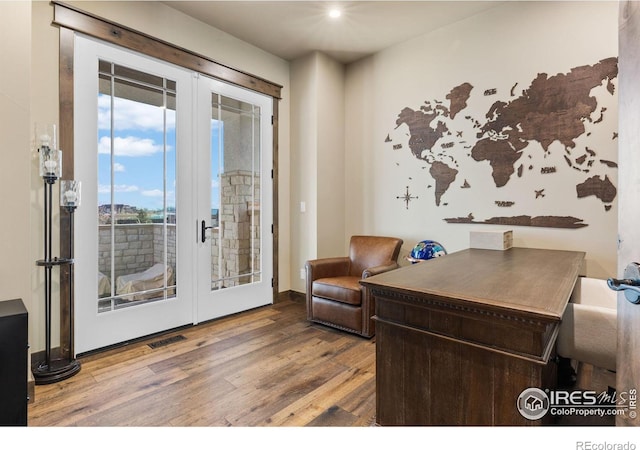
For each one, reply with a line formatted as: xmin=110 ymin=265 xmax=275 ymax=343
xmin=195 ymin=75 xmax=274 ymax=323
xmin=74 ymin=35 xmax=196 ymax=354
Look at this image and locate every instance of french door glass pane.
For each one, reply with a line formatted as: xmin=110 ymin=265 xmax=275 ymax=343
xmin=209 ymin=93 xmax=261 ymax=290
xmin=97 ymin=61 xmax=177 ymax=312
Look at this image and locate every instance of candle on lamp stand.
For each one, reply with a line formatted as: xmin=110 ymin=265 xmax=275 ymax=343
xmin=44 ymin=159 xmax=58 ymax=177
xmin=61 ymin=180 xmax=81 ymax=211
xmin=39 ymin=134 xmax=51 ymax=147
xmin=36 ymin=124 xmax=61 ymax=180
xmin=64 ymin=190 xmax=77 ymax=207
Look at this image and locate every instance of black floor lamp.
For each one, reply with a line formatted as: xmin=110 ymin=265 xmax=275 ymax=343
xmin=32 ymin=125 xmax=81 ymax=385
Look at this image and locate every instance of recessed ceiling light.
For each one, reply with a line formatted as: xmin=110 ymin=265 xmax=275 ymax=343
xmin=328 ymin=8 xmax=342 ymax=19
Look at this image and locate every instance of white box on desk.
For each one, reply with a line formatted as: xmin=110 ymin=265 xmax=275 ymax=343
xmin=469 ymin=229 xmax=513 ymax=250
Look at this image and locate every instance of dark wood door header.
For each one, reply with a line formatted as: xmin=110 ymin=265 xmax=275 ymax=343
xmin=52 ymin=1 xmax=283 ymax=99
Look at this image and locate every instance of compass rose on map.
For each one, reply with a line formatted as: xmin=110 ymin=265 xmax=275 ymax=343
xmin=397 ymin=186 xmax=418 ymax=210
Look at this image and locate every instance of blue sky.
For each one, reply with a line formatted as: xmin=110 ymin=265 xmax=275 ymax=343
xmin=98 ymin=94 xmax=221 ymax=212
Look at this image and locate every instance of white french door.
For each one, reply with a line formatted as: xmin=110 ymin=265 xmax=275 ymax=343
xmin=195 ymin=75 xmax=273 ymax=322
xmin=74 ymin=35 xmax=273 ymax=354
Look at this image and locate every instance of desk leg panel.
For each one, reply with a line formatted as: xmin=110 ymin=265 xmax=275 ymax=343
xmin=376 ymin=316 xmax=556 ymax=426
xmin=376 ymin=320 xmax=405 ymax=425
xmin=401 ymin=323 xmax=432 ymax=425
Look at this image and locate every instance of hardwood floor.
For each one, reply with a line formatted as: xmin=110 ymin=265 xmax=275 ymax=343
xmin=28 ymin=294 xmax=377 ymax=427
xmin=556 ymin=362 xmax=616 ymax=426
xmin=27 ymin=292 xmax=616 ymax=428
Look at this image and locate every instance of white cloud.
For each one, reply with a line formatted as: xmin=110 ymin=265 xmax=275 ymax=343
xmin=98 ymin=95 xmax=175 ymax=132
xmin=211 ymin=179 xmax=220 ymax=189
xmin=142 ymin=189 xmax=164 ymax=197
xmin=113 ymin=162 xmax=125 ymax=172
xmin=98 ymin=184 xmax=139 ymax=194
xmin=98 ymin=136 xmax=163 ymax=157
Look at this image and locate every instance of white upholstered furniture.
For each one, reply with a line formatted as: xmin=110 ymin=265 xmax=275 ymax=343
xmin=557 ymin=277 xmax=617 ymax=372
xmin=116 ymin=264 xmax=174 ymax=301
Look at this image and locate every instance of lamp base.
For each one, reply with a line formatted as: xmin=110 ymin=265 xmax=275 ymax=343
xmin=32 ymin=358 xmax=81 ymax=385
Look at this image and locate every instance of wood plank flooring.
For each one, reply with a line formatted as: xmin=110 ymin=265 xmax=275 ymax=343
xmin=556 ymin=362 xmax=616 ymax=426
xmin=27 ymin=294 xmax=377 ymax=427
xmin=27 ymin=292 xmax=615 ymax=428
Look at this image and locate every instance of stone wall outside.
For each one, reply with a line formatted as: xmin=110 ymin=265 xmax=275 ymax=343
xmin=98 ymin=223 xmax=176 ymax=281
xmin=212 ymin=169 xmax=261 ymax=288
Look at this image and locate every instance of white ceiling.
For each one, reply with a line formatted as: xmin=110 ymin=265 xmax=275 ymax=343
xmin=163 ymin=1 xmax=504 ymax=64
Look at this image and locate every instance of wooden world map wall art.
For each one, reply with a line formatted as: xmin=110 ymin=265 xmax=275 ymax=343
xmin=387 ymin=57 xmax=618 ymax=229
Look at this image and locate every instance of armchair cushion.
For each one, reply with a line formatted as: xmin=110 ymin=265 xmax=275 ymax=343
xmin=312 ymin=276 xmax=362 ymax=306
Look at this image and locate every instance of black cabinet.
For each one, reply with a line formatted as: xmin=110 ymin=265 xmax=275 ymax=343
xmin=0 ymin=299 xmax=28 ymax=426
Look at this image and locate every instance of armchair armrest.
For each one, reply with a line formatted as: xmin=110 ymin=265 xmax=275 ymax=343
xmin=305 ymin=257 xmax=351 ymax=322
xmin=362 ymin=262 xmax=400 ymax=279
xmin=305 ymin=257 xmax=351 ymax=282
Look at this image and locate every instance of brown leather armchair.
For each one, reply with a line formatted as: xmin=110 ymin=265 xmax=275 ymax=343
xmin=305 ymin=235 xmax=403 ymax=338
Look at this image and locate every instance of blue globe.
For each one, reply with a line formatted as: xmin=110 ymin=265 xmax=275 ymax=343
xmin=407 ymin=240 xmax=447 ymax=263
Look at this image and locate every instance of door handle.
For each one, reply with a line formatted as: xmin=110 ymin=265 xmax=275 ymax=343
xmin=201 ymin=220 xmax=214 ymax=243
xmin=607 ymin=262 xmax=640 ymax=304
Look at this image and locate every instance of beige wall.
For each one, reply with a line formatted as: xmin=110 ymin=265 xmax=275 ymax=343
xmin=344 ymin=1 xmax=619 ymax=279
xmin=289 ymin=52 xmax=346 ymax=292
xmin=0 ymin=1 xmax=32 ymax=330
xmin=290 ymin=53 xmax=318 ymax=291
xmin=317 ymin=53 xmax=346 ymax=259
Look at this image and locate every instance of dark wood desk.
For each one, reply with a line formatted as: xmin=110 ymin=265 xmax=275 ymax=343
xmin=361 ymin=247 xmax=585 ymax=426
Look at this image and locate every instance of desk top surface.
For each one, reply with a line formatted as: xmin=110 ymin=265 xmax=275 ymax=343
xmin=360 ymin=247 xmax=585 ymax=321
